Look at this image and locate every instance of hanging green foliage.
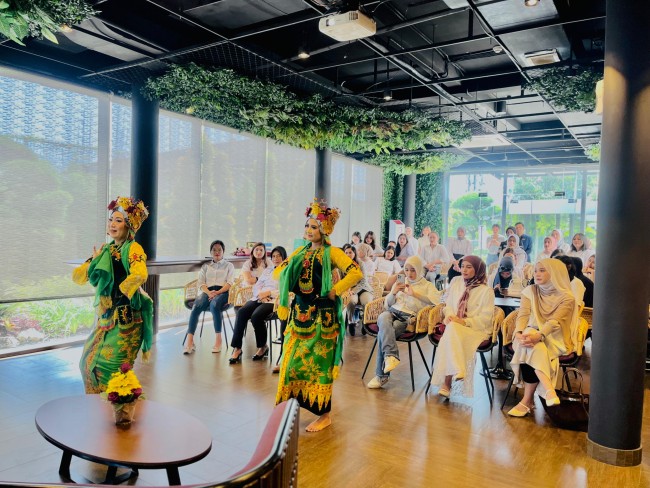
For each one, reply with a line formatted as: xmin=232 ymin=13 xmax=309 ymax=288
xmin=584 ymin=142 xmax=600 ymax=161
xmin=0 ymin=0 xmax=96 ymax=46
xmin=526 ymin=65 xmax=602 ymax=112
xmin=364 ymin=151 xmax=467 ymax=175
xmin=381 ymin=172 xmax=404 ymax=248
xmin=144 ymin=63 xmax=471 ymax=155
xmin=415 ymin=172 xmax=444 ymax=236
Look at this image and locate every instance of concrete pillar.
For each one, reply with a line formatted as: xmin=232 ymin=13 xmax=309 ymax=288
xmin=586 ymin=0 xmax=650 ymax=466
xmin=315 ymin=148 xmax=331 ymax=202
xmin=402 ymin=173 xmax=416 ymax=227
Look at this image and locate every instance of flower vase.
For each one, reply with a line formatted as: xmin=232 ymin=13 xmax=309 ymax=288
xmin=113 ymin=401 xmax=137 ymax=427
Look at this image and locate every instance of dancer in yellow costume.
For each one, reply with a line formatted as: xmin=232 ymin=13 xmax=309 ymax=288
xmin=274 ymin=199 xmax=362 ymax=432
xmin=73 ymin=196 xmax=153 ymax=393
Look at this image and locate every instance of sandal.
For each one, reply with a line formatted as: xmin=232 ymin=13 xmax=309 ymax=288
xmin=507 ymin=402 xmax=532 ymax=417
xmin=545 ymin=390 xmax=561 ymax=407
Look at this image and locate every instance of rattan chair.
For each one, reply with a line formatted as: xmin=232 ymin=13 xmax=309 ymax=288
xmin=437 ymin=262 xmax=453 ymax=290
xmin=487 ymin=262 xmax=498 ymax=276
xmin=361 ymin=298 xmax=432 ymax=391
xmin=374 ymin=271 xmax=389 ymax=287
xmin=523 ymin=263 xmax=534 ymax=282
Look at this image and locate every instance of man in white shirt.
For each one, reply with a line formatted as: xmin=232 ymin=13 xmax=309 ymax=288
xmin=405 ymin=226 xmax=419 ymax=254
xmin=417 ymin=226 xmax=431 ymax=251
xmin=418 ymin=232 xmax=451 ymax=283
xmin=446 ymin=227 xmax=473 ymax=282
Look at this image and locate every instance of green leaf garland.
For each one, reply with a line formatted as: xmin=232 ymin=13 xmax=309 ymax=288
xmin=526 ymin=65 xmax=602 ymax=113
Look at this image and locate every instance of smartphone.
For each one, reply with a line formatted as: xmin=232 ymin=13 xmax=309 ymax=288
xmin=397 ymin=274 xmax=406 ymax=284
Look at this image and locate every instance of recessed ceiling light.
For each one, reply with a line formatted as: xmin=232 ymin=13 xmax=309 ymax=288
xmin=383 ymin=89 xmax=393 ymax=101
xmin=297 ymin=48 xmax=310 ymax=60
xmin=524 ymin=0 xmax=540 ymax=6
xmin=492 ymin=45 xmax=504 ymax=54
xmin=523 ymin=48 xmax=561 ymax=66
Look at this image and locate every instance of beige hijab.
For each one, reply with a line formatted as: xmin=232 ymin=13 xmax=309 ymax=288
xmin=529 ymin=258 xmax=575 ymax=349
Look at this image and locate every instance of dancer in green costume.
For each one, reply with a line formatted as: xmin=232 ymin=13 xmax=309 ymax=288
xmin=274 ymin=199 xmax=362 ymax=432
xmin=73 ymin=196 xmax=153 ymax=394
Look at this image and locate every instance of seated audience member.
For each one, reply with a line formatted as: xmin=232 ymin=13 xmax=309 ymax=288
xmin=508 ymin=259 xmax=575 ymax=417
xmin=536 ymin=236 xmax=558 ymax=262
xmin=418 ymin=226 xmax=432 ymax=251
xmin=488 ymin=256 xmax=524 ymax=298
xmin=430 ymin=256 xmax=495 ymax=399
xmin=515 ymin=222 xmax=533 ymax=262
xmin=499 ymin=234 xmax=527 ymax=269
xmin=184 ymin=240 xmax=235 ymax=355
xmin=486 ymin=224 xmax=506 ymax=266
xmin=447 ymin=227 xmax=473 ymax=282
xmin=499 ymin=226 xmax=517 ymax=251
xmin=395 ymin=233 xmax=415 ymax=265
xmin=550 ymin=248 xmax=565 ymax=258
xmin=364 ymin=231 xmax=384 ymax=258
xmin=405 ymin=226 xmax=419 ymax=254
xmin=555 ymin=256 xmax=585 ymax=312
xmin=342 ymin=243 xmax=358 ymax=264
xmin=367 ymin=256 xmax=441 ymax=389
xmin=551 ymin=229 xmax=571 ymax=254
xmin=583 ymin=254 xmax=596 ymax=282
xmin=570 ymin=257 xmax=594 ymax=308
xmin=567 ymin=233 xmax=595 ymax=264
xmin=351 ymin=231 xmax=362 ymax=248
xmin=387 ymin=240 xmax=397 ymax=249
xmin=418 ymin=231 xmax=452 ymax=283
xmin=242 ymin=242 xmax=271 ymax=286
xmin=375 ymin=246 xmax=402 ymax=290
xmin=229 ymin=246 xmax=287 ymax=364
xmin=345 ymin=243 xmax=376 ymax=335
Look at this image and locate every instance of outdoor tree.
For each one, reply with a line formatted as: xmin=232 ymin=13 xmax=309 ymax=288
xmin=449 ymin=192 xmax=501 ymax=244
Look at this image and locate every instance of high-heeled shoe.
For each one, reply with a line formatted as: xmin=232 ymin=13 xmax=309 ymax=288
xmin=252 ymin=345 xmax=269 ymax=361
xmin=229 ymin=349 xmax=243 ymax=364
xmin=545 ymin=390 xmax=561 ymax=407
xmin=507 ymin=402 xmax=532 ymax=417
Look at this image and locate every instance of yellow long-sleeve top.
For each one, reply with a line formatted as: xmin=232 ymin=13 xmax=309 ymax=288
xmin=273 ymin=245 xmax=362 ymax=297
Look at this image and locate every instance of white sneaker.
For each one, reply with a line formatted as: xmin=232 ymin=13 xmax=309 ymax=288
xmin=367 ymin=376 xmax=390 ymax=389
xmin=183 ymin=344 xmax=195 ymax=355
xmin=383 ymin=356 xmax=400 ymax=374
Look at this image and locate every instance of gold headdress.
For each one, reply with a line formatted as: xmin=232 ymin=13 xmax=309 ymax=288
xmin=107 ymin=196 xmax=149 ymax=238
xmin=305 ymin=198 xmax=340 ymax=236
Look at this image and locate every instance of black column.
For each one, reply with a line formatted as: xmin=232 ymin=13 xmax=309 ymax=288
xmin=586 ymin=0 xmax=650 ymax=466
xmin=402 ymin=174 xmax=416 ymax=228
xmin=315 ymin=148 xmax=331 ymax=202
xmin=131 ymin=85 xmax=160 ymax=334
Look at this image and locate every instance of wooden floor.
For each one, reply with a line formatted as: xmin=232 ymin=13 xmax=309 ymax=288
xmin=0 ymin=322 xmax=648 ymax=488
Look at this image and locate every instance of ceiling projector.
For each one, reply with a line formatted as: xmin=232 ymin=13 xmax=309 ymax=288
xmin=318 ymin=10 xmax=376 ymax=41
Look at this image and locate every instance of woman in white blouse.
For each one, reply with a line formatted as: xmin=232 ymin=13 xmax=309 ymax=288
xmin=375 ymin=246 xmax=402 ymax=291
xmin=363 ymin=231 xmax=384 ymax=258
xmin=184 ymin=240 xmax=235 ymax=354
xmin=499 ymin=234 xmax=527 ymax=269
xmin=241 ymin=242 xmax=271 ymax=285
xmin=345 ymin=243 xmax=376 ymax=335
xmin=430 ymin=256 xmax=495 ymax=399
xmin=395 ymin=233 xmax=414 ymax=265
xmin=567 ymin=233 xmax=595 ymax=264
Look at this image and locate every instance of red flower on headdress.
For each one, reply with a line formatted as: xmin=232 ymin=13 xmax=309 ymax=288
xmin=107 ymin=200 xmax=117 ymax=211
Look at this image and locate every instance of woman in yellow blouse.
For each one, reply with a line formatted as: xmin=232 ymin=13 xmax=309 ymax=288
xmin=274 ymin=199 xmax=362 ymax=432
xmin=72 ymin=196 xmax=153 ymax=394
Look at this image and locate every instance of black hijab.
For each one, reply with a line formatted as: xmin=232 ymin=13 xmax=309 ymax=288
xmin=494 ymin=256 xmax=515 ymax=288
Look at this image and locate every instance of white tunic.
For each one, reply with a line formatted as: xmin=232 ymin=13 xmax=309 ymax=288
xmin=430 ymin=277 xmax=495 ymax=397
xmin=375 ymin=258 xmax=402 ymax=275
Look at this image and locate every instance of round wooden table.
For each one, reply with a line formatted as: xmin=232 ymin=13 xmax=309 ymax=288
xmin=35 ymin=395 xmax=212 ymax=485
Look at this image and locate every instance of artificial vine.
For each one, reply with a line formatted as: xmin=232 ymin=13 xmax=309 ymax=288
xmin=0 ymin=0 xmax=96 ymax=45
xmin=144 ymin=63 xmax=471 ymax=156
xmin=364 ymin=152 xmax=466 ymax=175
xmin=526 ymin=65 xmax=602 ymax=113
xmin=415 ymin=172 xmax=444 ymax=236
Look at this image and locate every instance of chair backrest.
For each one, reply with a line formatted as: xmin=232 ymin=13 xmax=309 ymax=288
xmin=341 ymin=289 xmax=353 ymax=308
xmin=501 ymin=309 xmax=519 ymax=346
xmin=439 ymin=262 xmax=452 ymax=275
xmin=184 ymin=279 xmax=199 ymax=309
xmin=413 ymin=305 xmax=434 ymax=334
xmin=523 ymin=263 xmax=534 ymax=281
xmin=374 ymin=271 xmax=389 ymax=286
xmin=331 ymin=268 xmax=341 ymax=284
xmin=427 ymin=303 xmax=445 ymax=335
xmin=487 ymin=262 xmax=498 ymax=276
xmin=581 ymin=306 xmax=593 ymax=328
xmin=363 ymin=297 xmax=386 ymax=324
xmin=0 ymin=400 xmax=301 ymax=488
xmin=491 ymin=306 xmax=505 ymax=344
xmin=227 ymin=276 xmax=244 ymax=305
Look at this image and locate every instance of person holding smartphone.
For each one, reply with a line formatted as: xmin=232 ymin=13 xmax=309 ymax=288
xmin=367 ymin=255 xmax=441 ymax=389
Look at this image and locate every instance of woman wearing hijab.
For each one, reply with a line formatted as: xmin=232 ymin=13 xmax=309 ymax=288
xmin=430 ymin=256 xmax=495 ymax=398
xmin=535 ymin=236 xmax=558 ymax=262
xmin=367 ymin=255 xmax=441 ymax=389
xmin=488 ymin=256 xmax=524 ymax=298
xmin=551 ymin=229 xmax=571 ymax=254
xmin=508 ymin=259 xmax=575 ymax=417
xmin=499 ymin=234 xmax=527 ymax=269
xmin=570 ymin=257 xmax=594 ymax=308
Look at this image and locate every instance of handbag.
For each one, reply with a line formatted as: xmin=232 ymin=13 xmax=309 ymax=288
xmin=541 ymin=367 xmax=590 ymax=432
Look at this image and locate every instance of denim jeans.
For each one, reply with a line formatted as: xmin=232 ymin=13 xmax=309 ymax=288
xmin=375 ymin=308 xmax=413 ymax=378
xmin=187 ymin=290 xmax=229 ymax=335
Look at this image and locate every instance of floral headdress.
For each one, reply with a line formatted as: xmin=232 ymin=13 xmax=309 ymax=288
xmin=108 ymin=196 xmax=149 ymax=239
xmin=305 ymin=198 xmax=340 ymax=238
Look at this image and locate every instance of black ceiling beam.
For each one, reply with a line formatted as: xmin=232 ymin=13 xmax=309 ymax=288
xmin=479 ymin=111 xmax=555 ymax=121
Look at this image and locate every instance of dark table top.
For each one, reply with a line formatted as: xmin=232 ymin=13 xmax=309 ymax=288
xmin=35 ymin=395 xmax=212 ymax=468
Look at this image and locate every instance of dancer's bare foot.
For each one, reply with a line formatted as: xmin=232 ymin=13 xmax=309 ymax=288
xmin=305 ymin=413 xmax=331 ymax=432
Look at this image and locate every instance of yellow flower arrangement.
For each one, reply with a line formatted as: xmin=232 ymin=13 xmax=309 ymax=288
xmin=100 ymin=363 xmax=144 ymax=410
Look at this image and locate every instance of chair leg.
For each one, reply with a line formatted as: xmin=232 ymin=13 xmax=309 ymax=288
xmin=479 ymin=352 xmax=493 ymax=405
xmin=415 ymin=341 xmax=431 ymax=377
xmin=267 ymin=320 xmax=273 ymax=366
xmin=221 ymin=310 xmax=229 ymax=350
xmin=408 ymin=342 xmax=415 ymax=392
xmin=182 ymin=332 xmax=187 ymax=346
xmin=199 ymin=312 xmax=205 ymax=339
xmin=500 ymin=374 xmax=515 ymax=410
xmin=361 ymin=338 xmax=378 ymax=380
xmin=425 ymin=346 xmax=437 ymax=395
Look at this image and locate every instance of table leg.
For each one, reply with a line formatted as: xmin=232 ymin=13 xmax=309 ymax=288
xmin=166 ymin=467 xmax=181 ymax=486
xmin=104 ymin=466 xmax=139 ymax=484
xmin=488 ymin=328 xmax=513 ymax=380
xmin=105 ymin=466 xmax=117 ymax=484
xmin=58 ymin=450 xmax=72 ymax=480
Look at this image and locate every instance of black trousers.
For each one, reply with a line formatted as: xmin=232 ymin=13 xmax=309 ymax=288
xmin=520 ymin=363 xmax=538 ymax=384
xmin=230 ymin=300 xmax=274 ymax=349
